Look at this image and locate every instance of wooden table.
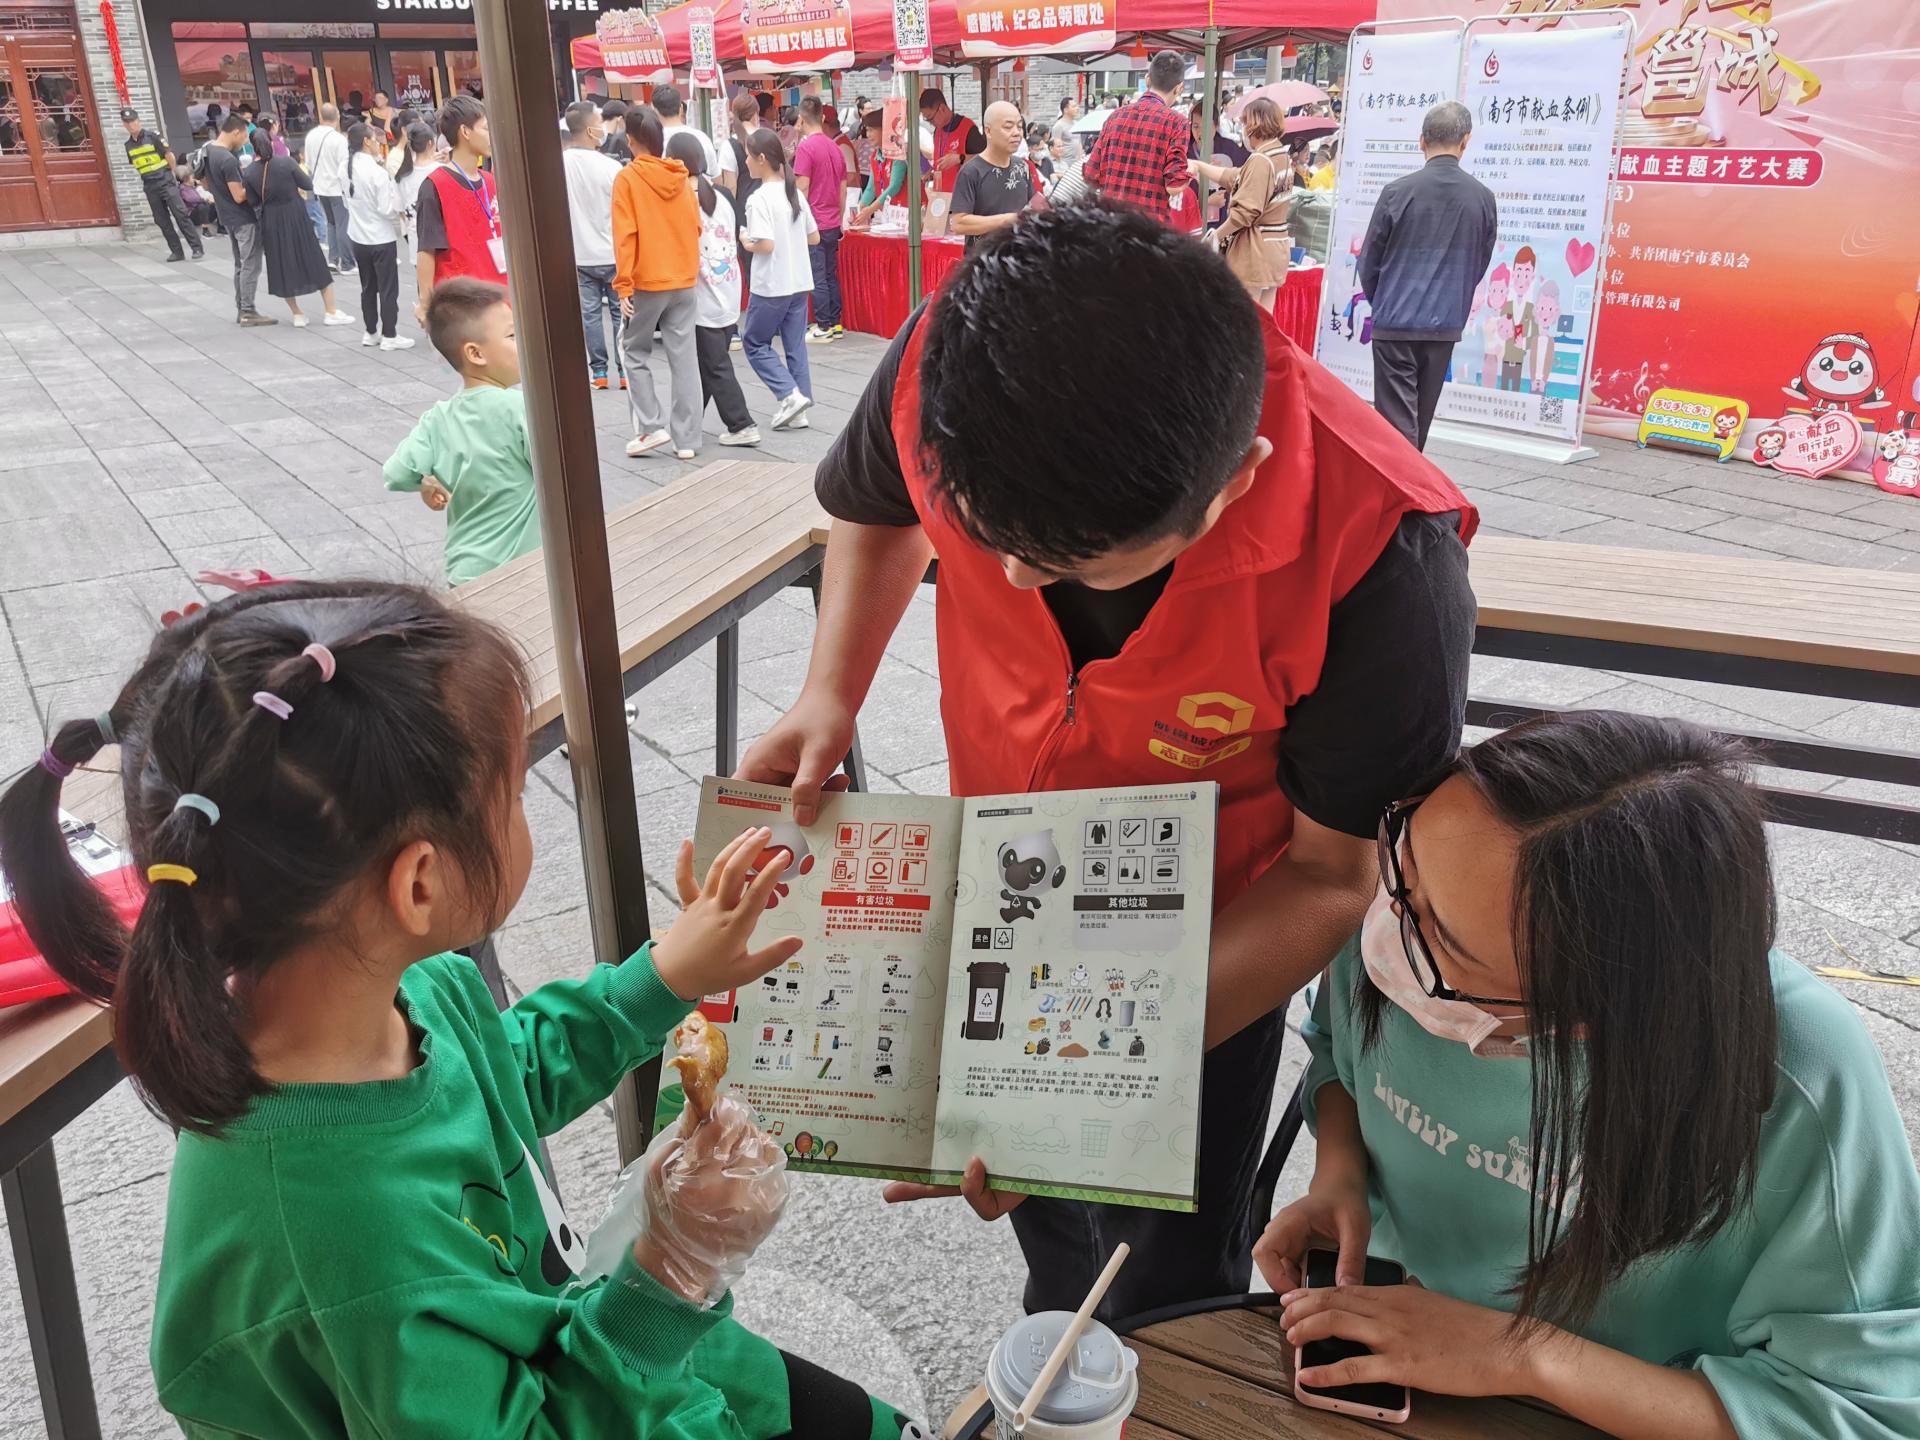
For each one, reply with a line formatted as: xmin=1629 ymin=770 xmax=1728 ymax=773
xmin=0 ymin=764 xmax=125 ymax=1439
xmin=959 ymin=1296 xmax=1602 ymax=1439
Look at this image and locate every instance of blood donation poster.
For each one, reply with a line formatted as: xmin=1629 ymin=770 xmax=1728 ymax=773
xmin=1378 ymin=0 xmax=1920 ymax=466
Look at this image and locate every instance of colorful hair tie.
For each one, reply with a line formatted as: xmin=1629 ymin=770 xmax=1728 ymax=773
xmin=173 ymin=793 xmax=221 ymax=826
xmin=301 ymin=643 xmax=337 ymax=682
xmin=146 ymin=863 xmax=198 ymax=888
xmin=252 ymin=691 xmax=293 ymax=721
xmin=96 ymin=712 xmax=117 ymax=745
xmin=38 ymin=748 xmax=73 ymax=779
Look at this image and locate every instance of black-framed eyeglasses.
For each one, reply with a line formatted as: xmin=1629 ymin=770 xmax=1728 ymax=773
xmin=1377 ymin=797 xmax=1527 ymax=1010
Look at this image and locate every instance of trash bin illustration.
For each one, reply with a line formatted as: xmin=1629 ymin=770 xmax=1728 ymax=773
xmin=962 ymin=960 xmax=1010 ymax=1041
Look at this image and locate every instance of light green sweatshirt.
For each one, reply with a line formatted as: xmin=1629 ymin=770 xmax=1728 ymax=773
xmin=151 ymin=948 xmax=908 ymax=1439
xmin=383 ymin=383 xmax=541 ymax=586
xmin=1302 ymin=939 xmax=1920 ymax=1439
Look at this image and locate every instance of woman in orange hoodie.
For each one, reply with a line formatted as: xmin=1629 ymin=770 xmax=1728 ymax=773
xmin=613 ymin=104 xmax=704 ymax=459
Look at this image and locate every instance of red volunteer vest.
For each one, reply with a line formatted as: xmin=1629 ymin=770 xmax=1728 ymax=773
xmin=933 ymin=116 xmax=978 ymax=195
xmin=426 ymin=165 xmax=508 ymax=288
xmin=892 ymin=314 xmax=1478 ymax=911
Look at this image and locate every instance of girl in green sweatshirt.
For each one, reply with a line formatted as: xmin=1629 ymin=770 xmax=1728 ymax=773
xmin=1263 ymin=711 xmax=1920 ymax=1438
xmin=1 ymin=580 xmax=925 ymax=1440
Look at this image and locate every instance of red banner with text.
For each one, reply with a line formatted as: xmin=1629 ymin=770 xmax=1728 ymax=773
xmin=740 ymin=0 xmax=856 ymax=75
xmin=596 ymin=7 xmax=671 ymax=84
xmin=1378 ymin=0 xmax=1920 ymax=457
xmin=956 ymin=0 xmax=1117 ymax=59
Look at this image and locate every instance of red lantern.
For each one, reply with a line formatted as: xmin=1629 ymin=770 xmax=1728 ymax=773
xmin=1282 ymin=41 xmax=1298 ymax=61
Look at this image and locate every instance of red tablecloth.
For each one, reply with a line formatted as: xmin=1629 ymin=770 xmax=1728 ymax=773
xmin=839 ymin=230 xmax=968 ymax=338
xmin=1273 ymin=264 xmax=1323 ymax=354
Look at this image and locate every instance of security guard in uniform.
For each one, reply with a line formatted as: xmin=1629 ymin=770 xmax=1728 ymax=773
xmin=121 ymin=108 xmax=203 ymax=262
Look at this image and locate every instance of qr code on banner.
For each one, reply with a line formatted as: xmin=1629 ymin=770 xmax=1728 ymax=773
xmin=1540 ymin=396 xmax=1566 ymax=429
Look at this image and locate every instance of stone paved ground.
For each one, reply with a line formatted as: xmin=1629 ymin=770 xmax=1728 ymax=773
xmin=0 ymin=240 xmax=1916 ymax=1436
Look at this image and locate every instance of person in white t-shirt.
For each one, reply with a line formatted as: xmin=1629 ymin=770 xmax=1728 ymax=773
xmin=739 ymin=129 xmax=818 ymax=432
xmin=655 ymin=83 xmax=728 ymax=186
xmin=665 ymin=131 xmax=756 ymax=447
xmin=302 ymin=103 xmax=354 ymax=272
xmin=560 ymin=99 xmax=627 ymax=389
xmin=341 ymin=121 xmax=413 ymax=350
xmin=393 ymin=121 xmax=440 ymax=271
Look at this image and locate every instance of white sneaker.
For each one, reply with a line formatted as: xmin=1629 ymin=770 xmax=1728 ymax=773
xmin=729 ymin=335 xmax=743 ymax=352
xmin=292 ymin=314 xmax=309 ymax=328
xmin=805 ymin=324 xmax=836 ymax=344
xmin=771 ymin=392 xmax=814 ymax=430
xmin=719 ymin=426 xmax=761 ymax=446
xmin=322 ymin=311 xmax=356 ymax=327
xmin=674 ymin=448 xmax=697 ymax=460
xmin=789 ymin=413 xmax=810 ymax=429
xmin=361 ymin=331 xmax=378 ymax=347
xmin=380 ymin=335 xmax=416 ymax=351
xmin=626 ymin=429 xmax=672 ymax=457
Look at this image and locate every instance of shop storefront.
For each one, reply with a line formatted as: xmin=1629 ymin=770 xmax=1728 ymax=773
xmin=144 ymin=0 xmax=599 ymax=147
xmin=0 ymin=0 xmax=118 ymax=233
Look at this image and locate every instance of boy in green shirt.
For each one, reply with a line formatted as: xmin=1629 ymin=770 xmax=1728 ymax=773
xmin=384 ymin=278 xmax=543 ymax=587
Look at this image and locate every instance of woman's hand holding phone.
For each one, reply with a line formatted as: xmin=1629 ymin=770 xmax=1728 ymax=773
xmin=1254 ymin=1169 xmax=1373 ymax=1294
xmin=652 ymin=829 xmax=804 ymax=1001
xmin=1279 ymin=1278 xmax=1551 ymax=1399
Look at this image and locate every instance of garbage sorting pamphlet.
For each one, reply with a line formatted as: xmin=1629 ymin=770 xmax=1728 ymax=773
xmin=691 ymin=777 xmax=1217 ymax=1212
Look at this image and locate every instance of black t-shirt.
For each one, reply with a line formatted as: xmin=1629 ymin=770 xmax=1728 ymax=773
xmin=415 ymin=173 xmax=449 ymax=254
xmin=202 ymin=143 xmax=256 ymax=231
xmin=815 ymin=307 xmax=1477 ymax=839
xmin=949 ymin=154 xmax=1033 ymax=252
xmin=601 ymin=132 xmax=632 ymax=164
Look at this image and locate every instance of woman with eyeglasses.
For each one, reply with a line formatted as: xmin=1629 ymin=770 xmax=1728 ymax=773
xmin=1260 ymin=710 xmax=1920 ymax=1438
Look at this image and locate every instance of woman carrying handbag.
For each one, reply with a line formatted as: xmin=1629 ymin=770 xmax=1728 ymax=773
xmin=1191 ymin=97 xmax=1292 ymax=313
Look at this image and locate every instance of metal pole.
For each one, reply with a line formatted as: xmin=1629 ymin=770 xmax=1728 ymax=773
xmin=907 ymin=73 xmax=924 ymax=306
xmin=471 ymin=0 xmax=656 ymax=1165
xmin=1198 ymin=26 xmax=1221 ymax=222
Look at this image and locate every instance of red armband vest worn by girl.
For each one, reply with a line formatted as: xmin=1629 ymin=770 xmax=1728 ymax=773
xmin=890 ymin=313 xmax=1478 ymax=911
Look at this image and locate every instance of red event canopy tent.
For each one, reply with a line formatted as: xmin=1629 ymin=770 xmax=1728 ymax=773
xmin=574 ymin=0 xmax=1369 ymax=76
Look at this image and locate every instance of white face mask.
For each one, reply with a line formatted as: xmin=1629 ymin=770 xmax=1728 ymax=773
xmin=1359 ymin=887 xmax=1527 ymax=1058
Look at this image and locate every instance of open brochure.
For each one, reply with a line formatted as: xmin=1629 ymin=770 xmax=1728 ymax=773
xmin=690 ymin=777 xmax=1217 ymax=1212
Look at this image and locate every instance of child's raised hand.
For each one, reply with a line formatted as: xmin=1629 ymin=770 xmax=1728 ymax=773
xmin=652 ymin=828 xmax=802 ymax=1000
xmin=420 ymin=475 xmax=450 ymax=512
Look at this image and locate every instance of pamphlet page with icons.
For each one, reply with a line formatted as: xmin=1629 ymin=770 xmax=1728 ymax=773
xmin=692 ymin=778 xmax=1216 ymax=1210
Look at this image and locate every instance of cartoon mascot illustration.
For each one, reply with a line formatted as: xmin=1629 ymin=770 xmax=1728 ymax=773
xmin=1783 ymin=333 xmax=1891 ymax=413
xmin=997 ymin=830 xmax=1066 ymax=923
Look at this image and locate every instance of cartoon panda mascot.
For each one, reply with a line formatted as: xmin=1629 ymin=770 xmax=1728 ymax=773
xmin=1783 ymin=333 xmax=1891 ymax=414
xmin=998 ymin=829 xmax=1066 ymax=924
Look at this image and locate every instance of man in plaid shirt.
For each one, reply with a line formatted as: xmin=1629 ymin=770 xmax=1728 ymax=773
xmin=1082 ymin=50 xmax=1192 ymax=225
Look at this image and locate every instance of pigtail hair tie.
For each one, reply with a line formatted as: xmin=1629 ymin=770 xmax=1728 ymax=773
xmin=301 ymin=643 xmax=336 ymax=682
xmin=38 ymin=748 xmax=74 ymax=779
xmin=96 ymin=712 xmax=117 ymax=745
xmin=252 ymin=692 xmax=293 ymax=721
xmin=172 ymin=793 xmax=221 ymax=826
xmin=146 ymin=863 xmax=198 ymax=888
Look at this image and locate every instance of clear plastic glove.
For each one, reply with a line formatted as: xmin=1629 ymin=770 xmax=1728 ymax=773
xmin=581 ymin=1094 xmax=788 ymax=1309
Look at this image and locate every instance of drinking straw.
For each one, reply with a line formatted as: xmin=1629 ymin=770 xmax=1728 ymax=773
xmin=1013 ymin=1242 xmax=1132 ymax=1430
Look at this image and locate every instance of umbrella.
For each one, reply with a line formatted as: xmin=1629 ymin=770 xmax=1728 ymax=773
xmin=1072 ymin=107 xmax=1116 ymax=134
xmin=1283 ymin=114 xmax=1339 ymax=142
xmin=1226 ymin=80 xmax=1328 ymax=120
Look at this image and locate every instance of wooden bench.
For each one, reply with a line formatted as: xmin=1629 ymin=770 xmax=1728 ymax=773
xmin=457 ymin=459 xmax=832 ymax=773
xmin=1469 ymin=537 xmax=1920 ymax=843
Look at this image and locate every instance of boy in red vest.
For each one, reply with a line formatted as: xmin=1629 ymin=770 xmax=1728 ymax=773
xmin=739 ymin=203 xmax=1478 ymax=1318
xmin=413 ymin=95 xmax=507 ymax=325
xmin=917 ymin=88 xmax=984 ymax=196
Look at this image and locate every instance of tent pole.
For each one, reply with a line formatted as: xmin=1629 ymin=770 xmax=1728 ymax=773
xmin=908 ymin=73 xmax=924 ymax=306
xmin=1199 ymin=26 xmax=1221 ymax=221
xmin=471 ymin=0 xmax=656 ymax=1166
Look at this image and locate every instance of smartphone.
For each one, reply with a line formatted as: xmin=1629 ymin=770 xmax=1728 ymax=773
xmin=1291 ymin=1248 xmax=1411 ymax=1424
